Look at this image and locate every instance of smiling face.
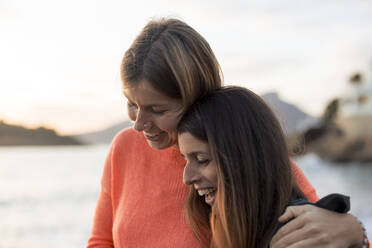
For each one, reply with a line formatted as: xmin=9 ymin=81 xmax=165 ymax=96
xmin=179 ymin=132 xmax=218 ymax=206
xmin=123 ymin=81 xmax=184 ymax=150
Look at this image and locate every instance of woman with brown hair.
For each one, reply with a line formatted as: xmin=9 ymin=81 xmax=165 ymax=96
xmin=178 ymin=86 xmax=340 ymax=247
xmin=86 ymin=18 xmax=367 ymax=248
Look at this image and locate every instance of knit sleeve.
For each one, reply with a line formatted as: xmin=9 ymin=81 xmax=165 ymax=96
xmin=291 ymin=160 xmax=319 ymax=202
xmin=86 ymin=143 xmax=115 ymax=248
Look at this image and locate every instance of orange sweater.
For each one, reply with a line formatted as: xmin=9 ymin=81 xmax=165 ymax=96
xmin=87 ymin=128 xmax=318 ymax=248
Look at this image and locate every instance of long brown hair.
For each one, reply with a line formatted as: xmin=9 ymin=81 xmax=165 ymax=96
xmin=178 ymin=86 xmax=304 ymax=248
xmin=121 ymin=18 xmax=223 ymax=110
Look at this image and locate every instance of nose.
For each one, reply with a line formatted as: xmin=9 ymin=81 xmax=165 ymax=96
xmin=133 ymin=109 xmax=152 ymax=132
xmin=127 ymin=106 xmax=137 ymax=122
xmin=183 ymin=162 xmax=200 ymax=185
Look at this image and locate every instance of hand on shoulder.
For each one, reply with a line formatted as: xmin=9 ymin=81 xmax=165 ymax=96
xmin=271 ymin=204 xmax=365 ymax=248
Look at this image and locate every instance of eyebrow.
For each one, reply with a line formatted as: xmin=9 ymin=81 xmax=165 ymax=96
xmin=123 ymin=93 xmax=169 ymax=108
xmin=138 ymin=103 xmax=168 ymax=108
xmin=186 ymin=151 xmax=210 ymax=157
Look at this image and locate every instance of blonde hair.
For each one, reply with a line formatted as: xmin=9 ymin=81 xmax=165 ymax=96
xmin=121 ymin=18 xmax=223 ymax=109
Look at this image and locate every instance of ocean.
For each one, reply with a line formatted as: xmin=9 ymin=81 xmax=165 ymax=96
xmin=0 ymin=145 xmax=371 ymax=247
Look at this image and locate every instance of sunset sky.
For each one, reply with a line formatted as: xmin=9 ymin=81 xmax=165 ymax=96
xmin=1 ymin=0 xmax=371 ymax=135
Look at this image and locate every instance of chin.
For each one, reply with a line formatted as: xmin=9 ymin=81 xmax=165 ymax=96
xmin=146 ymin=140 xmax=172 ymax=150
xmin=144 ymin=132 xmax=177 ymax=150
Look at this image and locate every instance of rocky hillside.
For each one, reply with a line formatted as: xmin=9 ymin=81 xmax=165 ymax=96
xmin=287 ymin=98 xmax=372 ymax=163
xmin=262 ymin=92 xmax=318 ymax=134
xmin=0 ymin=121 xmax=83 ymax=146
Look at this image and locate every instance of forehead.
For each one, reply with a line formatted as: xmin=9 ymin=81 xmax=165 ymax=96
xmin=123 ymin=81 xmax=182 ymax=106
xmin=178 ymin=132 xmax=210 ymax=154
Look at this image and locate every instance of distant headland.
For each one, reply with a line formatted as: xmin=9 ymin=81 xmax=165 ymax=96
xmin=0 ymin=120 xmax=83 ymax=146
xmin=289 ymin=66 xmax=372 ymax=163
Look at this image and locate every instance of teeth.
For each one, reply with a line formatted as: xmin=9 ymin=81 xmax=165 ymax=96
xmin=146 ymin=134 xmax=159 ymax=137
xmin=197 ymin=188 xmax=216 ymax=196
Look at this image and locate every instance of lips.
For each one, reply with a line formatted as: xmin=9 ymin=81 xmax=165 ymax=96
xmin=197 ymin=188 xmax=215 ymax=196
xmin=196 ymin=187 xmax=217 ymax=206
xmin=144 ymin=132 xmax=164 ymax=141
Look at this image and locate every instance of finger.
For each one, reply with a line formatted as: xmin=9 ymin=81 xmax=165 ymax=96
xmin=271 ymin=228 xmax=305 ymax=248
xmin=278 ymin=206 xmax=295 ymax=223
xmin=278 ymin=205 xmax=310 ymax=222
xmin=271 ymin=213 xmax=307 ymax=245
xmin=271 ymin=226 xmax=314 ymax=248
xmin=274 ymin=231 xmax=333 ymax=248
xmin=279 ymin=238 xmax=320 ymax=248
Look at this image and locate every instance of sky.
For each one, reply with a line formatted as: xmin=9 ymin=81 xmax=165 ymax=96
xmin=0 ymin=0 xmax=371 ymax=135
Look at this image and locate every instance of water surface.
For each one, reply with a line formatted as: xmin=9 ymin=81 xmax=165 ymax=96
xmin=0 ymin=146 xmax=371 ymax=247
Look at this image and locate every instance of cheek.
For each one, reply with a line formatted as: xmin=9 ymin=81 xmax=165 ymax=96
xmin=206 ymin=165 xmax=218 ymax=185
xmin=212 ymin=172 xmax=218 ymax=185
xmin=157 ymin=115 xmax=181 ymax=133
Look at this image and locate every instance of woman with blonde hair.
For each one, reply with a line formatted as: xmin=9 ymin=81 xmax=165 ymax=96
xmin=87 ymin=18 xmax=367 ymax=248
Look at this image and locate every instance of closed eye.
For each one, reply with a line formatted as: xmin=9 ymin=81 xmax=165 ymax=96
xmin=127 ymin=102 xmax=137 ymax=108
xmin=150 ymin=109 xmax=167 ymax=115
xmin=197 ymin=159 xmax=210 ymax=165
